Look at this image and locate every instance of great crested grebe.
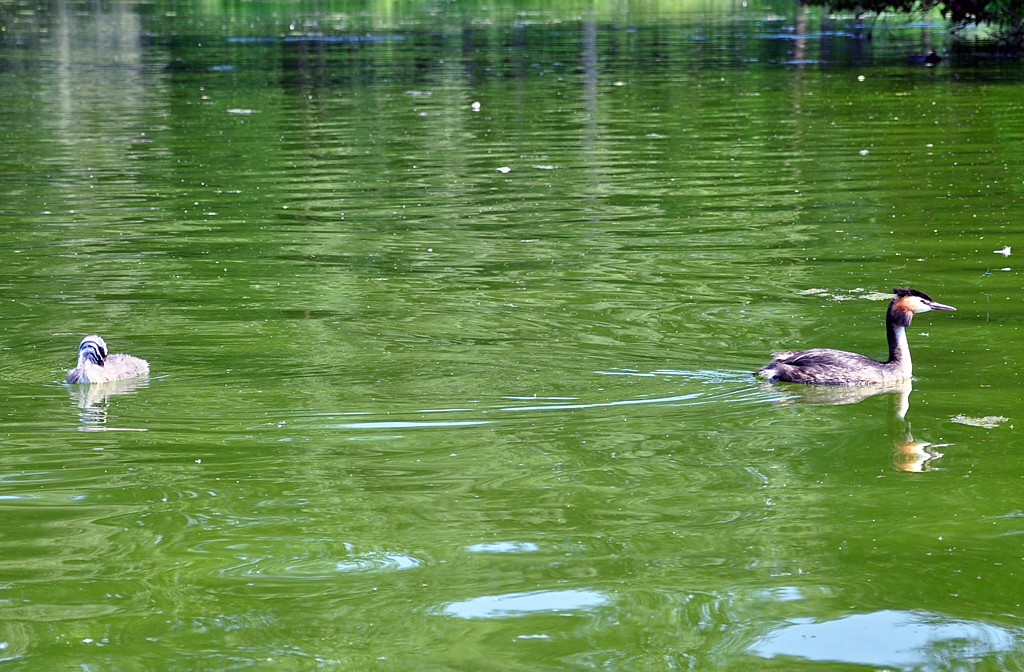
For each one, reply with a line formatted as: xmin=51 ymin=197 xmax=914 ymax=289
xmin=66 ymin=335 xmax=149 ymax=384
xmin=756 ymin=287 xmax=955 ymax=385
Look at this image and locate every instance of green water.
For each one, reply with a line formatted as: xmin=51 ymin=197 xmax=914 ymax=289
xmin=2 ymin=1 xmax=1024 ymax=669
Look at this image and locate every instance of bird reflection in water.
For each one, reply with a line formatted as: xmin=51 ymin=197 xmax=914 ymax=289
xmin=764 ymin=379 xmax=947 ymax=472
xmin=890 ymin=416 xmax=948 ymax=473
xmin=68 ymin=377 xmax=150 ymax=430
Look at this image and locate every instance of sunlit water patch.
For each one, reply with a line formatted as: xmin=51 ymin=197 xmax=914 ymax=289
xmin=441 ymin=589 xmax=610 ymax=620
xmin=748 ymin=610 xmax=1024 ymax=669
xmin=465 ymin=541 xmax=540 ymax=554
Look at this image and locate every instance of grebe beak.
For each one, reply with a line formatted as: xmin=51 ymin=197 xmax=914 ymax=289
xmin=926 ymin=300 xmax=956 ymax=311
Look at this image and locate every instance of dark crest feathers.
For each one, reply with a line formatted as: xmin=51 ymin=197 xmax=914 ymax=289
xmin=893 ymin=287 xmax=933 ymax=302
xmin=78 ymin=336 xmax=108 ymax=365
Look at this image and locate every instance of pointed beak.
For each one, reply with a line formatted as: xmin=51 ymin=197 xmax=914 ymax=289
xmin=927 ymin=300 xmax=956 ymax=311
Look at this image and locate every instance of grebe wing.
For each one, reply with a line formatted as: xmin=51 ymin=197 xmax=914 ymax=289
xmin=776 ymin=348 xmax=881 ymax=368
xmin=765 ymin=348 xmax=894 ymax=384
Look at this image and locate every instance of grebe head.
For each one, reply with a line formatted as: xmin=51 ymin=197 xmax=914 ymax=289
xmin=888 ymin=287 xmax=956 ymax=327
xmin=77 ymin=335 xmax=108 ymax=367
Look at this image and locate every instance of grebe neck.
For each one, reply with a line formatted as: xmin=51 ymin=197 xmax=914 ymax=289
xmin=885 ymin=299 xmax=913 ymax=377
xmin=886 ymin=323 xmax=910 ymax=363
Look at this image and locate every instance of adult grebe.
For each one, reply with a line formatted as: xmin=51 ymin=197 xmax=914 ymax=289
xmin=66 ymin=335 xmax=149 ymax=384
xmin=756 ymin=288 xmax=955 ymax=385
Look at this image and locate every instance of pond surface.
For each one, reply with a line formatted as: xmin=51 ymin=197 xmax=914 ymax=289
xmin=1 ymin=1 xmax=1024 ymax=669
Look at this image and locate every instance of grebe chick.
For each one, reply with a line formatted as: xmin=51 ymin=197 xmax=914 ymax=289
xmin=756 ymin=287 xmax=955 ymax=385
xmin=66 ymin=335 xmax=149 ymax=384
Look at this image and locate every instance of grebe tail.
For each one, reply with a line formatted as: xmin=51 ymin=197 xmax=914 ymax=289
xmin=66 ymin=335 xmax=149 ymax=384
xmin=756 ymin=287 xmax=955 ymax=385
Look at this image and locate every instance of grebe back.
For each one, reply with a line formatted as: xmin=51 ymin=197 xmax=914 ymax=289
xmin=756 ymin=287 xmax=955 ymax=385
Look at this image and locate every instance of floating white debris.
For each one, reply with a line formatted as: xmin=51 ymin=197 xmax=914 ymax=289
xmin=951 ymin=414 xmax=1009 ymax=429
xmin=859 ymin=149 xmax=870 ymax=156
xmin=497 ymin=166 xmax=511 ymax=174
xmin=533 ymin=165 xmax=555 ymax=170
xmin=612 ymin=81 xmax=626 ymax=86
xmin=857 ymin=75 xmax=866 ymax=81
xmin=227 ymin=108 xmax=255 ymax=115
xmin=995 ymin=246 xmax=1011 ymax=256
xmin=798 ymin=288 xmax=830 ymax=295
xmin=471 ymin=101 xmax=481 ymax=111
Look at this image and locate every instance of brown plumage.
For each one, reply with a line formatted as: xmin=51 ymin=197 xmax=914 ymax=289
xmin=756 ymin=288 xmax=955 ymax=385
xmin=66 ymin=335 xmax=149 ymax=384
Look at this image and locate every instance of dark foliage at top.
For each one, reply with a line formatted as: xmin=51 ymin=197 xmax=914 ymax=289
xmin=803 ymin=0 xmax=1024 ymax=46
